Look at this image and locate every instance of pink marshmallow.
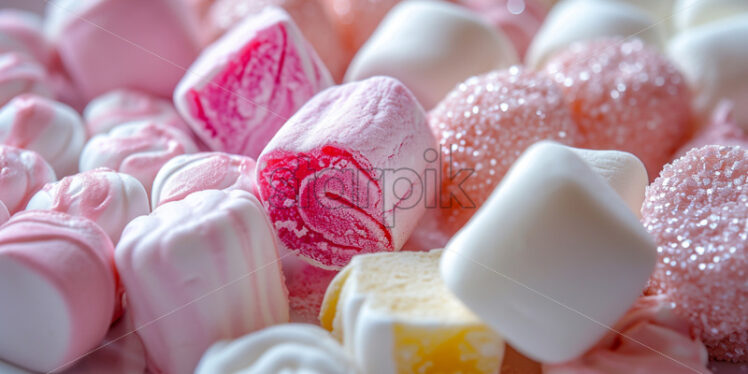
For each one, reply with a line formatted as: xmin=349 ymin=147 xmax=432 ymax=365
xmin=0 ymin=211 xmax=117 ymax=373
xmin=0 ymin=52 xmax=52 ymax=107
xmin=279 ymin=247 xmax=338 ymax=324
xmin=115 ymin=190 xmax=289 ymax=374
xmin=0 ymin=145 xmax=56 ymax=214
xmin=26 ymin=168 xmax=150 ymax=244
xmin=84 ymin=89 xmax=192 ymax=137
xmin=0 ymin=201 xmax=9 ymax=225
xmin=45 ymin=0 xmax=201 ymax=101
xmin=174 ymin=6 xmax=333 ymax=158
xmin=0 ymin=94 xmax=86 ymax=177
xmin=151 ymin=152 xmax=257 ymax=209
xmin=79 ymin=121 xmax=199 ymax=196
xmin=0 ymin=9 xmax=51 ymax=65
xmin=257 ymin=76 xmax=436 ymax=269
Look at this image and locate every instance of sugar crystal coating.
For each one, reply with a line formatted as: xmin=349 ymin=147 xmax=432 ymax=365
xmin=642 ymin=145 xmax=748 ymax=362
xmin=545 ymin=38 xmax=692 ymax=178
xmin=429 ymin=66 xmax=583 ymax=232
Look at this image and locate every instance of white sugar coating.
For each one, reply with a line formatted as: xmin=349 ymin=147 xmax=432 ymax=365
xmin=544 ymin=37 xmax=692 ymax=178
xmin=642 ymin=145 xmax=748 ymax=362
xmin=429 ymin=66 xmax=584 ymax=232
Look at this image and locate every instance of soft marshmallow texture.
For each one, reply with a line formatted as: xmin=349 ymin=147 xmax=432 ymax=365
xmin=195 ymin=324 xmax=357 ymax=374
xmin=441 ymin=141 xmax=657 ymax=363
xmin=257 ymin=76 xmax=436 ymax=269
xmin=320 ymin=249 xmax=505 ymax=373
xmin=345 ymin=0 xmax=518 ymax=109
xmin=0 ymin=145 xmax=56 ymax=213
xmin=175 ymin=6 xmax=333 ymax=158
xmin=0 ymin=53 xmax=51 ymax=107
xmin=0 ymin=211 xmax=116 ymax=373
xmin=83 ymin=89 xmax=190 ymax=137
xmin=0 ymin=9 xmax=51 ymax=65
xmin=26 ymin=168 xmax=150 ymax=243
xmin=116 ymin=190 xmax=289 ymax=374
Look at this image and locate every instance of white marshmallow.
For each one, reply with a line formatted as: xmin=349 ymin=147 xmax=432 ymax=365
xmin=673 ymin=0 xmax=748 ymax=31
xmin=195 ymin=324 xmax=358 ymax=374
xmin=440 ymin=141 xmax=657 ymax=363
xmin=525 ymin=0 xmax=666 ymax=68
xmin=344 ymin=0 xmax=518 ymax=109
xmin=667 ymin=15 xmax=748 ymax=130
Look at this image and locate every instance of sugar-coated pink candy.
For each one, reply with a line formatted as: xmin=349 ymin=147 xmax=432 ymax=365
xmin=257 ymin=76 xmax=436 ymax=269
xmin=544 ymin=38 xmax=693 ymax=178
xmin=84 ymin=89 xmax=191 ymax=137
xmin=115 ymin=189 xmax=289 ymax=374
xmin=675 ymin=101 xmax=748 ymax=158
xmin=429 ymin=67 xmax=583 ymax=233
xmin=0 ymin=94 xmax=86 ymax=177
xmin=0 ymin=211 xmax=117 ymax=373
xmin=45 ymin=0 xmax=201 ymax=101
xmin=544 ymin=295 xmax=711 ymax=374
xmin=0 ymin=145 xmax=56 ymax=214
xmin=642 ymin=145 xmax=748 ymax=362
xmin=279 ymin=247 xmax=338 ymax=324
xmin=79 ymin=121 xmax=198 ymax=195
xmin=174 ymin=6 xmax=333 ymax=158
xmin=0 ymin=10 xmax=51 ymax=65
xmin=151 ymin=152 xmax=257 ymax=209
xmin=457 ymin=0 xmax=547 ymax=59
xmin=0 ymin=52 xmax=51 ymax=107
xmin=208 ymin=0 xmax=350 ymax=81
xmin=26 ymin=168 xmax=150 ymax=244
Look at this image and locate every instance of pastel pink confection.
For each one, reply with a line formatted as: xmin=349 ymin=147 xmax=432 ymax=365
xmin=174 ymin=6 xmax=333 ymax=159
xmin=457 ymin=0 xmax=547 ymax=59
xmin=0 ymin=211 xmax=117 ymax=373
xmin=676 ymin=101 xmax=748 ymax=158
xmin=208 ymin=0 xmax=350 ymax=81
xmin=151 ymin=152 xmax=257 ymax=209
xmin=0 ymin=94 xmax=86 ymax=177
xmin=45 ymin=0 xmax=201 ymax=101
xmin=544 ymin=38 xmax=693 ymax=178
xmin=0 ymin=145 xmax=56 ymax=214
xmin=320 ymin=0 xmax=400 ymax=55
xmin=279 ymin=247 xmax=338 ymax=324
xmin=257 ymin=76 xmax=436 ymax=269
xmin=0 ymin=10 xmax=51 ymax=65
xmin=429 ymin=67 xmax=584 ymax=233
xmin=642 ymin=145 xmax=748 ymax=362
xmin=544 ymin=295 xmax=711 ymax=374
xmin=84 ymin=89 xmax=192 ymax=137
xmin=26 ymin=168 xmax=150 ymax=244
xmin=79 ymin=120 xmax=198 ymax=196
xmin=61 ymin=311 xmax=147 ymax=374
xmin=115 ymin=189 xmax=289 ymax=374
xmin=0 ymin=201 xmax=9 ymax=225
xmin=0 ymin=52 xmax=52 ymax=107
xmin=47 ymin=52 xmax=87 ymax=112
xmin=401 ymin=207 xmax=451 ymax=252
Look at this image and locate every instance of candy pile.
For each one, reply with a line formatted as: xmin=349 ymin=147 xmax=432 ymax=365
xmin=0 ymin=0 xmax=745 ymax=373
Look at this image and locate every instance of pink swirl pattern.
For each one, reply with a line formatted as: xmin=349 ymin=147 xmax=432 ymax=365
xmin=0 ymin=53 xmax=51 ymax=107
xmin=0 ymin=9 xmax=51 ymax=65
xmin=0 ymin=145 xmax=56 ymax=213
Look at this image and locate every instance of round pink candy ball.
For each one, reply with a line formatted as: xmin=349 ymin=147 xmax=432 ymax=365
xmin=642 ymin=145 xmax=748 ymax=362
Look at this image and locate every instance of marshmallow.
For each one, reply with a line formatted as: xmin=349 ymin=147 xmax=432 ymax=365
xmin=0 ymin=211 xmax=117 ymax=373
xmin=320 ymin=249 xmax=505 ymax=373
xmin=0 ymin=9 xmax=51 ymax=65
xmin=0 ymin=145 xmax=56 ymax=214
xmin=151 ymin=152 xmax=257 ymax=209
xmin=345 ymin=0 xmax=518 ymax=109
xmin=115 ymin=190 xmax=289 ymax=374
xmin=45 ymin=0 xmax=201 ymax=101
xmin=196 ymin=324 xmax=357 ymax=374
xmin=0 ymin=52 xmax=51 ymax=107
xmin=0 ymin=94 xmax=85 ymax=177
xmin=280 ymin=247 xmax=338 ymax=324
xmin=667 ymin=15 xmax=748 ymax=131
xmin=674 ymin=0 xmax=748 ymax=31
xmin=525 ymin=0 xmax=666 ymax=68
xmin=174 ymin=6 xmax=332 ymax=158
xmin=440 ymin=141 xmax=657 ymax=363
xmin=257 ymin=76 xmax=436 ymax=269
xmin=79 ymin=120 xmax=198 ymax=195
xmin=83 ymin=89 xmax=191 ymax=137
xmin=26 ymin=168 xmax=150 ymax=243
xmin=568 ymin=146 xmax=648 ymax=216
xmin=208 ymin=0 xmax=350 ymax=81
xmin=0 ymin=201 xmax=8 ymax=225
